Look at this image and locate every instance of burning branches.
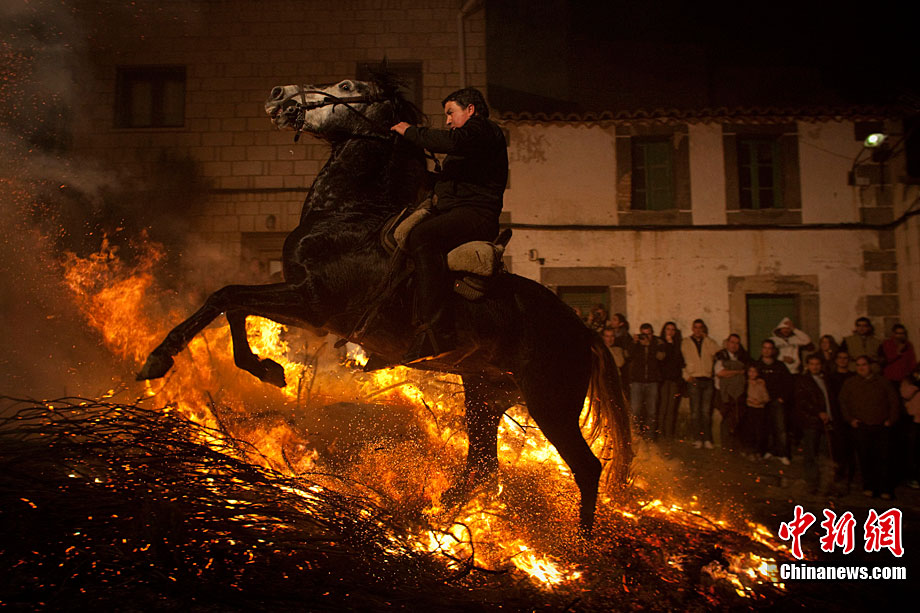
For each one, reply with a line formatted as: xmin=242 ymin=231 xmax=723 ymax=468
xmin=0 ymin=397 xmax=545 ymax=610
xmin=0 ymin=394 xmax=798 ymax=610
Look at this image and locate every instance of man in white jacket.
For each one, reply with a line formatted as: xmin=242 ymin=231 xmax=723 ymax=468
xmin=770 ymin=317 xmax=812 ymax=374
xmin=681 ymin=319 xmax=721 ymax=448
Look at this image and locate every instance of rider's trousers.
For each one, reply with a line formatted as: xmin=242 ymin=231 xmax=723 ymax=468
xmin=404 ymin=205 xmax=498 ymax=326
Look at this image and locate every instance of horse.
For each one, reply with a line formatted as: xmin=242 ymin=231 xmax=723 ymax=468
xmin=137 ymin=71 xmax=632 ymax=534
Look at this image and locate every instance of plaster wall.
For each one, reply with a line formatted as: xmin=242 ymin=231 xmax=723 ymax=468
xmin=503 ymin=123 xmax=617 ymax=225
xmin=687 ymin=124 xmax=726 ymax=225
xmin=797 ymin=121 xmax=862 ymax=223
xmin=506 ymin=228 xmax=880 ymax=343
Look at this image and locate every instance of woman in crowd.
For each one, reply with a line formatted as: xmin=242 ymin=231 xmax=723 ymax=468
xmin=744 ymin=364 xmax=771 ymax=460
xmin=806 ymin=334 xmax=839 ymax=372
xmin=656 ymin=321 xmax=684 ymax=440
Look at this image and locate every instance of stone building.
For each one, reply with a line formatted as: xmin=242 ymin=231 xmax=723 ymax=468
xmin=58 ymin=0 xmax=919 ymax=354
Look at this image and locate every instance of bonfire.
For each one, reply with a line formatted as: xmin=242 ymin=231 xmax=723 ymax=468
xmin=0 ymin=240 xmax=795 ymax=609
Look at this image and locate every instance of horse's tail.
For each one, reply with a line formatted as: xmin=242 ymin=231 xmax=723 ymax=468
xmin=585 ymin=336 xmax=633 ymax=487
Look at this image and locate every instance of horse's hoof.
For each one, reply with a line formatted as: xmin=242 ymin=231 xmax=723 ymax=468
xmin=440 ymin=482 xmax=470 ymax=508
xmin=259 ymin=358 xmax=287 ymax=388
xmin=441 ymin=466 xmax=497 ymax=507
xmin=136 ymin=352 xmax=174 ymax=381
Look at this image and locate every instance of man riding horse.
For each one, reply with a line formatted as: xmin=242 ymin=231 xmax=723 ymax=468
xmin=390 ymin=87 xmax=508 ymax=364
xmin=137 ymin=72 xmax=631 ymax=534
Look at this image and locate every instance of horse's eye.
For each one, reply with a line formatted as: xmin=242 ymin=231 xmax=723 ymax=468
xmin=340 ymin=82 xmax=351 ymax=91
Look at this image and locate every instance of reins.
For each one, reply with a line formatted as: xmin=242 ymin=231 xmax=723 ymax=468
xmin=288 ymin=86 xmax=442 ymax=173
xmin=292 ymin=87 xmax=391 ymax=141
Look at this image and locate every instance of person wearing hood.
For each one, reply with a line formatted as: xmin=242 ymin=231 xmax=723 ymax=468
xmin=770 ymin=317 xmax=813 ymax=374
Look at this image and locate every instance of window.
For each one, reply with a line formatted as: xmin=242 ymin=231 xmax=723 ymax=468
xmin=722 ymin=124 xmax=801 ymax=224
xmin=631 ymin=138 xmax=674 ymax=210
xmin=115 ymin=66 xmax=186 ymax=128
xmin=738 ymin=138 xmax=781 ymax=209
xmin=616 ymin=125 xmax=691 ymax=224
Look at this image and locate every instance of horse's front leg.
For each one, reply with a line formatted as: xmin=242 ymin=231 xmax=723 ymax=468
xmin=441 ymin=375 xmax=515 ymax=506
xmin=225 ymin=310 xmax=288 ymax=387
xmin=137 ymin=283 xmax=314 ymax=382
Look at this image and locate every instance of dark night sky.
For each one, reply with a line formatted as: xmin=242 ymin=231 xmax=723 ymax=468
xmin=487 ymin=1 xmax=918 ymax=113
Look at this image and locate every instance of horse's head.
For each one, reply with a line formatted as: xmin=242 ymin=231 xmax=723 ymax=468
xmin=265 ymin=74 xmax=422 ymax=140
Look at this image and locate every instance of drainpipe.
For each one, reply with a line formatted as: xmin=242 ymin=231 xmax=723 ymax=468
xmin=458 ymin=0 xmax=483 ymax=88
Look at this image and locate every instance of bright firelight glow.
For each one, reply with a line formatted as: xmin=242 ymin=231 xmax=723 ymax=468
xmin=60 ymin=240 xmax=789 ymax=593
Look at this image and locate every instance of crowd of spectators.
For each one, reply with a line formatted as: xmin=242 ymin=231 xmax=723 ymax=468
xmin=587 ymin=307 xmax=920 ymax=500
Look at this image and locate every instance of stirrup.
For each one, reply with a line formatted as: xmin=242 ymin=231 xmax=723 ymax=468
xmin=402 ymin=324 xmax=454 ymax=365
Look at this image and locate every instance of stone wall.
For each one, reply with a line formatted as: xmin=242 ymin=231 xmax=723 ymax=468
xmin=70 ymin=0 xmax=486 ymax=271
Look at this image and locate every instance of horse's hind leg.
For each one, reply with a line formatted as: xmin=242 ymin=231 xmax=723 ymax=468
xmin=137 ymin=283 xmax=310 ymax=381
xmin=520 ymin=362 xmax=602 ymax=535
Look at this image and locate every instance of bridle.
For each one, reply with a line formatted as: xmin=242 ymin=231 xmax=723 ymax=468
xmin=285 ymin=85 xmax=442 ymax=171
xmin=288 ymin=86 xmax=391 ymax=142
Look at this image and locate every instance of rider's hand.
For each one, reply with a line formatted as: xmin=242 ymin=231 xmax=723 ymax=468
xmin=390 ymin=122 xmax=411 ymax=135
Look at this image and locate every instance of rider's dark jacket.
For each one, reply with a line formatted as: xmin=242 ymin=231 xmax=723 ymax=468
xmin=402 ymin=115 xmax=508 ymax=215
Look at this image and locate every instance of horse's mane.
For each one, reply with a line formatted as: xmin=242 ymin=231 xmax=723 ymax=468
xmin=363 ymin=63 xmax=427 ymax=126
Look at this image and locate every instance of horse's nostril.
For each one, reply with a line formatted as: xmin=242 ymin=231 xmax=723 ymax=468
xmin=271 ymin=86 xmax=284 ymax=101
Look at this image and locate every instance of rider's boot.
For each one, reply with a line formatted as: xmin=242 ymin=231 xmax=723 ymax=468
xmin=402 ymin=244 xmax=456 ymax=364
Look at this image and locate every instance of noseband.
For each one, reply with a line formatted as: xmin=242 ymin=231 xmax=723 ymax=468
xmin=289 ymin=87 xmax=390 ymax=142
xmin=284 ymin=86 xmax=441 ymax=172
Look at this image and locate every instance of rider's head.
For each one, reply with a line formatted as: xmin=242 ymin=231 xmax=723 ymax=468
xmin=442 ymin=87 xmax=489 ymax=129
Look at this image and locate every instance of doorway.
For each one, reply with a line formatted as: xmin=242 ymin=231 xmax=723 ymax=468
xmin=746 ymin=294 xmax=798 ymax=357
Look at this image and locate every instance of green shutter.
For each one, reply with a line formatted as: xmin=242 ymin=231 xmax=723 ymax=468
xmin=738 ymin=138 xmax=783 ymax=210
xmin=632 ymin=139 xmax=674 ymax=210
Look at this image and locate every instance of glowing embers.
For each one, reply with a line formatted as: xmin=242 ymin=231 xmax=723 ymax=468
xmin=57 ymin=240 xmax=793 ymax=602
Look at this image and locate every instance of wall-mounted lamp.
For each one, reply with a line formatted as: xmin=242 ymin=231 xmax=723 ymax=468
xmin=848 ymin=132 xmax=893 ymax=185
xmin=864 ymin=133 xmax=887 ymax=148
xmin=528 ymin=249 xmax=545 ymax=265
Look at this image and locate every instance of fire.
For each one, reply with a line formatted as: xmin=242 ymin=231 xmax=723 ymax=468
xmin=59 ymin=239 xmax=790 ymax=594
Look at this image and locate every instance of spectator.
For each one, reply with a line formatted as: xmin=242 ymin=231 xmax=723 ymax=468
xmin=901 ymin=365 xmax=920 ymax=489
xmin=839 ymin=355 xmax=900 ymax=499
xmin=841 ymin=317 xmax=881 ymax=372
xmin=602 ymin=326 xmax=626 ymax=372
xmin=754 ymin=339 xmax=794 ymax=465
xmin=714 ymin=334 xmax=749 ymax=450
xmin=770 ymin=317 xmax=813 ymax=374
xmin=626 ymin=323 xmax=665 ymax=437
xmin=805 ymin=334 xmax=839 ymax=373
xmin=609 ymin=312 xmax=631 ymax=349
xmin=826 ymin=350 xmax=857 ymax=493
xmin=610 ymin=312 xmax=631 ymax=387
xmin=745 ymin=364 xmax=770 ymax=460
xmin=681 ymin=319 xmax=720 ymax=449
xmin=656 ymin=321 xmax=685 ymax=440
xmin=880 ymin=324 xmax=917 ymax=386
xmin=794 ymin=355 xmax=834 ymax=494
xmin=586 ymin=304 xmax=609 ymax=335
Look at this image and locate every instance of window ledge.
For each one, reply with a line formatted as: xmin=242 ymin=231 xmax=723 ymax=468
xmin=726 ymin=209 xmax=802 ymax=225
xmin=619 ymin=209 xmax=692 ymax=226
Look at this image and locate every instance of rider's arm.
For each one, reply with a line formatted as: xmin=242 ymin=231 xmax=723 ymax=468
xmin=401 ymin=117 xmax=492 ymax=155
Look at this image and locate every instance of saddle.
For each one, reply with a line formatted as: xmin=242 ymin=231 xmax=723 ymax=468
xmin=380 ymin=203 xmax=512 ymax=301
xmin=339 ymin=204 xmax=511 ymax=356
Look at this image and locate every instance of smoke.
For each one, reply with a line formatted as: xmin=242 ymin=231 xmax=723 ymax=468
xmin=0 ymin=1 xmax=210 ymax=399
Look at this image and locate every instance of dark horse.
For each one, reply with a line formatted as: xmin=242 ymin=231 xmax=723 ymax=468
xmin=138 ymin=72 xmax=631 ymax=533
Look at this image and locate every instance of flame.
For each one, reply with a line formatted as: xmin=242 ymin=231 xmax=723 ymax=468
xmin=59 ymin=239 xmax=789 ymax=592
